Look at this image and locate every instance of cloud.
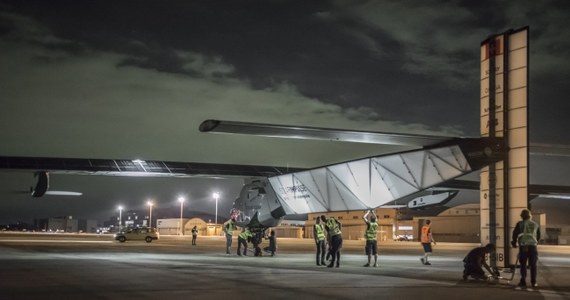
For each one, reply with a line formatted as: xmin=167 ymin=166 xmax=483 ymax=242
xmin=326 ymin=0 xmax=570 ymax=89
xmin=324 ymin=1 xmax=485 ymax=88
xmin=0 ymin=11 xmax=463 ymax=136
xmin=505 ymin=3 xmax=570 ymax=76
xmin=176 ymin=50 xmax=236 ymax=79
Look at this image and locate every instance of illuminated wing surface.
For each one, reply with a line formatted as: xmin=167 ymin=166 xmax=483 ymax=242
xmin=0 ymin=157 xmax=302 ymax=178
xmin=269 ymin=142 xmax=500 ymax=214
xmin=200 ymin=119 xmax=452 ymax=147
xmin=200 ymin=119 xmax=504 ymax=214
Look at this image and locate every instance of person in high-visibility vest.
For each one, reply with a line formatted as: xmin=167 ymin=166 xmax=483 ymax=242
xmin=237 ymin=227 xmax=253 ymax=256
xmin=511 ymin=209 xmax=541 ymax=288
xmin=420 ymin=220 xmax=436 ymax=265
xmin=362 ymin=210 xmax=379 ymax=267
xmin=313 ymin=217 xmax=327 ymax=266
xmin=223 ymin=218 xmax=236 ymax=255
xmin=321 ymin=215 xmax=343 ymax=268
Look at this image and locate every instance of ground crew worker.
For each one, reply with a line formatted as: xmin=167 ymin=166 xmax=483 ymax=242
xmin=511 ymin=209 xmax=540 ymax=288
xmin=251 ymin=231 xmax=263 ymax=256
xmin=314 ymin=217 xmax=327 ymax=266
xmin=223 ymin=218 xmax=236 ymax=255
xmin=191 ymin=226 xmax=198 ymax=246
xmin=463 ymin=243 xmax=498 ymax=280
xmin=363 ymin=209 xmax=379 ymax=267
xmin=420 ymin=220 xmax=436 ymax=265
xmin=264 ymin=229 xmax=277 ymax=257
xmin=321 ymin=215 xmax=342 ymax=268
xmin=237 ymin=227 xmax=253 ymax=256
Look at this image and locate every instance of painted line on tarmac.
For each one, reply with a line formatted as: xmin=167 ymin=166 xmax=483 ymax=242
xmin=0 ymin=239 xmax=113 ymax=243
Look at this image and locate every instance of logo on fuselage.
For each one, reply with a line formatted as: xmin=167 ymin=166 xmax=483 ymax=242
xmin=278 ymin=184 xmax=308 ymax=194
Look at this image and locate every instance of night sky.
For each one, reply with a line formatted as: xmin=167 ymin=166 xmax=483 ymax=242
xmin=0 ymin=1 xmax=569 ymax=225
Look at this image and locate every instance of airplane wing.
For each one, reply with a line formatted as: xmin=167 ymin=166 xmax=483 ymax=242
xmin=2 ymin=120 xmax=505 ymax=212
xmin=199 ymin=119 xmax=454 ymax=147
xmin=266 ymin=139 xmax=502 ymax=214
xmin=0 ymin=156 xmax=305 ymax=198
xmin=200 ymin=120 xmax=570 ymax=213
xmin=0 ymin=156 xmax=304 ymax=178
xmin=44 ymin=191 xmax=83 ymax=196
xmin=200 ymin=119 xmax=505 ymax=214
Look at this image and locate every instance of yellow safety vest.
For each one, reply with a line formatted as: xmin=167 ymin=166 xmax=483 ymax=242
xmin=314 ymin=223 xmax=326 ymax=240
xmin=327 ymin=218 xmax=342 ymax=236
xmin=226 ymin=222 xmax=235 ymax=235
xmin=365 ymin=222 xmax=378 ymax=240
xmin=517 ymin=220 xmax=539 ymax=246
xmin=239 ymin=230 xmax=252 ymax=240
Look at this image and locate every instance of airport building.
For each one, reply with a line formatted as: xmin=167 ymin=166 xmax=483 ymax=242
xmin=35 ymin=216 xmax=98 ymax=233
xmin=156 ymin=217 xmax=218 ymax=236
xmin=156 ymin=217 xmax=304 ymax=238
xmin=146 ymin=207 xmax=555 ymax=244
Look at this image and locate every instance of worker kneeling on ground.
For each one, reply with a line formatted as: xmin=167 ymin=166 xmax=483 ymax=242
xmin=463 ymin=243 xmax=499 ymax=281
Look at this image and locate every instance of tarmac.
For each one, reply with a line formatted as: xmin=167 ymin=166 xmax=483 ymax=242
xmin=0 ymin=233 xmax=568 ymax=300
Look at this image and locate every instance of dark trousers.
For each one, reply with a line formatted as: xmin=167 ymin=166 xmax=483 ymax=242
xmin=519 ymin=246 xmax=538 ymax=285
xmin=225 ymin=233 xmax=233 ymax=254
xmin=315 ymin=240 xmax=326 ymax=265
xmin=463 ymin=262 xmax=486 ymax=280
xmin=192 ymin=235 xmax=197 ymax=245
xmin=328 ymin=235 xmax=342 ymax=266
xmin=237 ymin=237 xmax=248 ymax=255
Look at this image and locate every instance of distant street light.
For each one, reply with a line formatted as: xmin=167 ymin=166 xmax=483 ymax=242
xmin=213 ymin=192 xmax=220 ymax=224
xmin=118 ymin=205 xmax=123 ymax=232
xmin=147 ymin=200 xmax=154 ymax=228
xmin=178 ymin=196 xmax=185 ymax=235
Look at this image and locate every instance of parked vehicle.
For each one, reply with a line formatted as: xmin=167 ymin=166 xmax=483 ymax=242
xmin=114 ymin=227 xmax=159 ymax=243
xmin=395 ymin=234 xmax=413 ymax=242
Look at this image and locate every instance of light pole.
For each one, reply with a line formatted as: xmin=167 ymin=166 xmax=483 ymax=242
xmin=178 ymin=196 xmax=185 ymax=235
xmin=118 ymin=205 xmax=123 ymax=232
xmin=147 ymin=200 xmax=154 ymax=228
xmin=213 ymin=192 xmax=220 ymax=224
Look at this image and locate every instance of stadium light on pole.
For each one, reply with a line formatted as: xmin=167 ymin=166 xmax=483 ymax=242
xmin=118 ymin=205 xmax=123 ymax=232
xmin=147 ymin=200 xmax=154 ymax=228
xmin=178 ymin=196 xmax=185 ymax=235
xmin=213 ymin=192 xmax=220 ymax=224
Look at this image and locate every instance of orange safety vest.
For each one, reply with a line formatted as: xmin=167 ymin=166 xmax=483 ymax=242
xmin=421 ymin=225 xmax=431 ymax=243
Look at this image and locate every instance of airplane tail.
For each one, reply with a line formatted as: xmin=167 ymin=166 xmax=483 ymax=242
xmin=31 ymin=171 xmax=49 ymax=197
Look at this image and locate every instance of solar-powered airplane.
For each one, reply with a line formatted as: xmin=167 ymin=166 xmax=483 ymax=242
xmin=1 ymin=26 xmax=568 ymax=268
xmin=1 ymin=121 xmax=566 ymax=232
xmin=199 ymin=119 xmax=505 ymax=231
xmin=198 ymin=120 xmax=569 ymax=232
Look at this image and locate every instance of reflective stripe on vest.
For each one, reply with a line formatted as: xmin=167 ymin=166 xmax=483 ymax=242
xmin=239 ymin=230 xmax=251 ymax=240
xmin=314 ymin=223 xmax=326 ymax=240
xmin=517 ymin=220 xmax=539 ymax=246
xmin=365 ymin=222 xmax=378 ymax=240
xmin=421 ymin=225 xmax=431 ymax=243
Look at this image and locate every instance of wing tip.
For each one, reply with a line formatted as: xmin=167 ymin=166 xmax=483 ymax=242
xmin=199 ymin=119 xmax=220 ymax=132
